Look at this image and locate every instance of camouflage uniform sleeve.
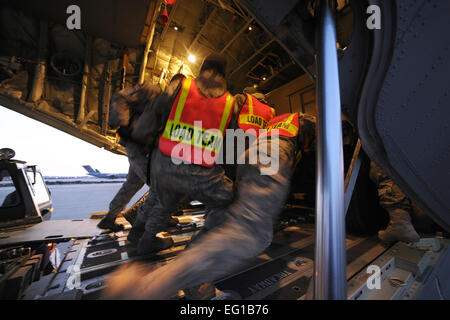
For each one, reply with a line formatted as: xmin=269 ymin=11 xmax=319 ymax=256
xmin=130 ymin=80 xmax=182 ymax=146
xmin=129 ymin=83 xmax=162 ymax=115
xmin=109 ymin=86 xmax=138 ymax=129
xmin=109 ymin=83 xmax=162 ymax=131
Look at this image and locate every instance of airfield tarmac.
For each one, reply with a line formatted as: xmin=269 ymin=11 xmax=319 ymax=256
xmin=48 ymin=181 xmax=148 ymax=220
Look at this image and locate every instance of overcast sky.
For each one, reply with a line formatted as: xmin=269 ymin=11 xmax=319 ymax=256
xmin=0 ymin=106 xmax=129 ymax=176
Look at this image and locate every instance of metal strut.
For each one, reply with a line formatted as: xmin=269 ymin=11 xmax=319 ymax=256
xmin=314 ymin=0 xmax=347 ymax=300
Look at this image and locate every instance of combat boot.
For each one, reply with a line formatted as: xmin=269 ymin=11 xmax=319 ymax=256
xmin=122 ymin=208 xmax=138 ymax=226
xmin=97 ymin=216 xmax=124 ymax=232
xmin=378 ymin=209 xmax=420 ymax=243
xmin=137 ymin=235 xmax=174 ymax=255
xmin=127 ymin=225 xmax=144 ymax=245
xmin=122 ymin=193 xmax=148 ymax=225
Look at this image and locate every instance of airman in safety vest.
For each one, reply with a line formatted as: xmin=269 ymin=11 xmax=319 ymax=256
xmin=128 ymin=53 xmax=238 ymax=255
xmin=158 ymin=77 xmax=234 ymax=167
xmin=201 ymin=111 xmax=314 ymax=235
xmin=103 ymin=112 xmax=317 ymax=299
xmin=200 ymin=88 xmax=276 ymax=233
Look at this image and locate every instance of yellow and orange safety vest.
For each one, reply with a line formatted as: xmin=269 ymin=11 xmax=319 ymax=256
xmin=259 ymin=113 xmax=300 ymax=139
xmin=158 ymin=78 xmax=234 ymax=167
xmin=238 ymin=94 xmax=275 ymax=135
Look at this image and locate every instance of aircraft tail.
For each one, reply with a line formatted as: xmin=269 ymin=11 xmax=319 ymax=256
xmin=82 ymin=165 xmax=97 ymax=174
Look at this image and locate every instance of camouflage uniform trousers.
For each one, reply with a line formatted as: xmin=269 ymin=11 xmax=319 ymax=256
xmin=122 ymin=136 xmax=295 ymax=299
xmin=135 ymin=148 xmax=235 ymax=252
xmin=369 ymin=162 xmax=411 ymax=213
xmin=103 ymin=141 xmax=149 ymax=222
xmin=369 ymin=161 xmax=419 ymax=242
xmin=127 ymin=188 xmax=158 ymax=243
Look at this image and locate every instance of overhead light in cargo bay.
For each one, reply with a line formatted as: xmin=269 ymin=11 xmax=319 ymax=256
xmin=169 ymin=21 xmax=184 ymax=32
xmin=188 ymin=54 xmax=196 ymax=63
xmin=248 ymin=26 xmax=253 ymax=31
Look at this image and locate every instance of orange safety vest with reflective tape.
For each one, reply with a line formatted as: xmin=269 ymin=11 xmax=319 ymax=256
xmin=158 ymin=78 xmax=234 ymax=167
xmin=238 ymin=94 xmax=275 ymax=135
xmin=260 ymin=113 xmax=302 ymax=169
xmin=259 ymin=113 xmax=300 ymax=139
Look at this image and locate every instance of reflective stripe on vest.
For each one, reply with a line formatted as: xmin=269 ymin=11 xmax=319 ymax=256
xmin=260 ymin=113 xmax=299 ymax=138
xmin=158 ymin=78 xmax=234 ymax=167
xmin=238 ymin=94 xmax=275 ymax=135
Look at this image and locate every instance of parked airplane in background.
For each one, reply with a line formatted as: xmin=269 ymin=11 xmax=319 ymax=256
xmin=82 ymin=165 xmax=127 ymax=179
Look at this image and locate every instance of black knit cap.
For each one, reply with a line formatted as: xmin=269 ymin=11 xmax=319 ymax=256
xmin=199 ymin=53 xmax=227 ymax=77
xmin=170 ymin=73 xmax=186 ymax=84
